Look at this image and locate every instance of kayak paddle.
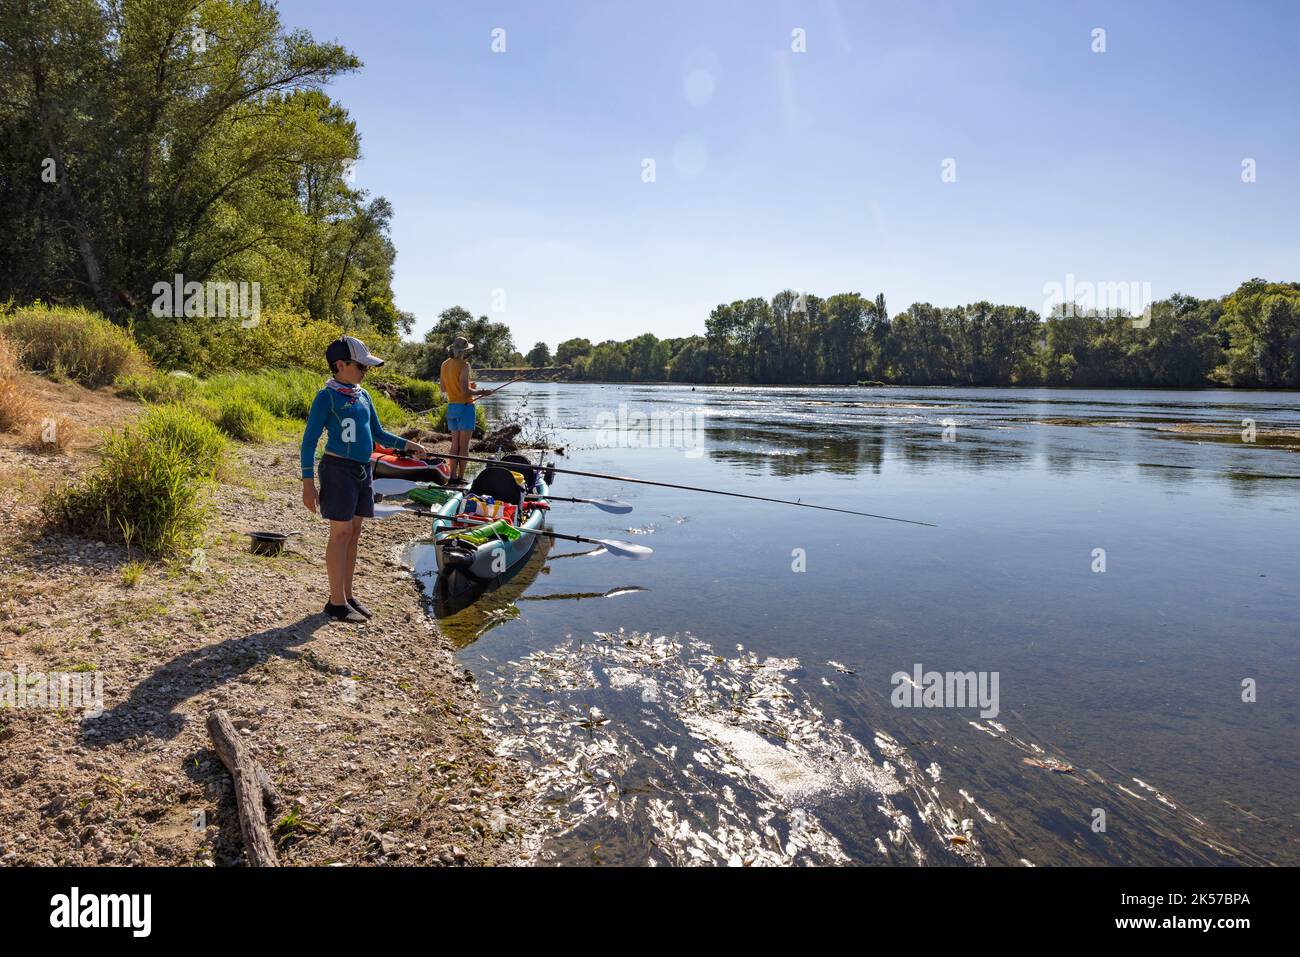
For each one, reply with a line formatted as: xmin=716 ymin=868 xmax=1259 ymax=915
xmin=370 ymin=504 xmax=653 ymax=559
xmin=528 ymin=494 xmax=633 ymax=514
xmin=373 ymin=477 xmax=440 ymax=497
xmin=518 ymin=526 xmax=652 ymax=560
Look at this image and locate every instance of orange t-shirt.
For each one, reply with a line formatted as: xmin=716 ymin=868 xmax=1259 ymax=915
xmin=440 ymin=356 xmax=472 ymax=403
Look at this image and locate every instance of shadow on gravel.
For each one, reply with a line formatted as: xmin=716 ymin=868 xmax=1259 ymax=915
xmin=180 ymin=746 xmax=251 ymax=865
xmin=82 ymin=613 xmax=340 ymax=745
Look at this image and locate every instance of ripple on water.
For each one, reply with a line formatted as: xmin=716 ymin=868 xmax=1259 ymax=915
xmin=485 ymin=630 xmax=989 ymax=866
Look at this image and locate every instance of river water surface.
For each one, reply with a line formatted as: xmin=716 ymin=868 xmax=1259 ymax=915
xmin=409 ymin=383 xmax=1299 ymax=866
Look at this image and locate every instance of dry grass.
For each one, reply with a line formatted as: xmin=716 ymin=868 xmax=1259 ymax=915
xmin=24 ymin=414 xmax=78 ymax=454
xmin=0 ymin=334 xmax=41 ymax=434
xmin=1 ymin=334 xmax=79 ymax=453
xmin=0 ymin=334 xmax=18 ymax=376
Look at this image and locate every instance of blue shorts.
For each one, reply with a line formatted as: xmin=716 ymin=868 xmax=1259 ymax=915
xmin=446 ymin=402 xmax=476 ymax=432
xmin=318 ymin=455 xmax=374 ymax=521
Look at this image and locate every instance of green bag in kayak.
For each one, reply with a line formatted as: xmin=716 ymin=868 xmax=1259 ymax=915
xmin=443 ymin=520 xmax=522 ymax=545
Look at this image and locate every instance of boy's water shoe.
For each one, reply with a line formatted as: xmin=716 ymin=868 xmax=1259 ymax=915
xmin=325 ymin=602 xmax=366 ymax=623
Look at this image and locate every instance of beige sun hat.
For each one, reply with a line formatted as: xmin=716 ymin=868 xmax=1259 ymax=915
xmin=448 ymin=336 xmax=475 ymax=357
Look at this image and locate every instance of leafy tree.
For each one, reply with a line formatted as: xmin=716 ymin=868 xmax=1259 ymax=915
xmin=555 ymin=337 xmax=591 ymax=365
xmin=624 ymin=332 xmax=663 ymax=380
xmin=488 ymin=284 xmax=1286 ymax=388
xmin=421 ymin=307 xmax=516 ymax=368
xmin=665 ymin=335 xmax=710 ymax=382
xmin=584 ymin=340 xmax=629 ymax=380
xmin=1215 ymin=280 xmax=1300 ymax=387
xmin=0 ymin=0 xmax=375 ymax=320
xmin=822 ymin=293 xmax=869 ymax=383
xmin=525 ymin=341 xmax=551 ymax=367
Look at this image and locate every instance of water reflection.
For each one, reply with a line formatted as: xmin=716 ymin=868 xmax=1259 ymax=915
xmin=486 ymin=633 xmax=1267 ymax=866
xmin=677 ymin=389 xmax=1299 ymax=493
xmin=463 ymin=383 xmax=1300 ymax=865
xmin=520 ymin=586 xmax=650 ymax=602
xmin=407 ymin=535 xmax=554 ymax=647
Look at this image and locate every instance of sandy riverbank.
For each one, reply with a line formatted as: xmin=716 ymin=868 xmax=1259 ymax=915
xmin=0 ymin=374 xmax=530 ymax=866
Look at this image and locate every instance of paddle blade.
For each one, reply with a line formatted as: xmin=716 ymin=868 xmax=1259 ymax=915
xmin=372 ymin=502 xmax=414 ymax=519
xmin=372 ymin=478 xmax=422 ymax=497
xmin=589 ymin=498 xmax=633 ymax=514
xmin=598 ymin=538 xmax=653 ymax=560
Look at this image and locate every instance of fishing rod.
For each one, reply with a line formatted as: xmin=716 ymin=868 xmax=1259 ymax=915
xmin=482 ymin=375 xmax=528 ymax=395
xmin=409 ymin=375 xmax=528 ymax=417
xmin=372 ymin=477 xmax=633 ymax=514
xmin=422 ymin=453 xmax=937 ymax=527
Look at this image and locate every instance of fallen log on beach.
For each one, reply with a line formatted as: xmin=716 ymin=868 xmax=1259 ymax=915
xmin=206 ymin=709 xmax=280 ymax=867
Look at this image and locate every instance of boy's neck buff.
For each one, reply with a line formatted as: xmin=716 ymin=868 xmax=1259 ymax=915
xmin=325 ymin=377 xmax=361 ymax=399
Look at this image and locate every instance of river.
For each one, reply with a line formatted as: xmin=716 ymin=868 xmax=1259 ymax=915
xmin=409 ymin=383 xmax=1299 ymax=866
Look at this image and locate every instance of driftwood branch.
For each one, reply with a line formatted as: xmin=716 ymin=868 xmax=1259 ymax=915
xmin=256 ymin=764 xmax=284 ymax=816
xmin=206 ymin=709 xmax=279 ymax=867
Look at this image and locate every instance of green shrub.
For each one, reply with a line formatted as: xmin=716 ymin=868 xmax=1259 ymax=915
xmin=137 ymin=403 xmax=228 ymax=480
xmin=214 ymin=395 xmax=276 ymax=442
xmin=367 ymin=369 xmax=440 ymax=411
xmin=245 ymin=312 xmax=352 ymax=371
xmin=133 ymin=309 xmax=402 ymax=377
xmin=186 ymin=396 xmax=221 ymax=423
xmin=198 ymin=367 xmax=320 ymax=420
xmin=115 ymin=370 xmax=199 ymax=404
xmin=0 ymin=304 xmax=147 ymax=387
xmin=199 ymin=368 xmax=310 ymax=420
xmin=121 ymin=562 xmax=145 ymax=587
xmin=369 ymin=389 xmax=410 ymax=429
xmin=423 ymin=396 xmax=448 ymax=429
xmin=197 ymin=367 xmax=411 ymax=431
xmin=42 ymin=426 xmax=213 ymax=557
xmin=132 ymin=314 xmax=237 ymax=375
xmin=429 ymin=401 xmax=487 ymax=433
xmin=121 ymin=364 xmax=427 ymax=451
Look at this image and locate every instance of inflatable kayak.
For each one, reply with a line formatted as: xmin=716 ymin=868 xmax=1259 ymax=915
xmin=372 ymin=446 xmax=450 ymax=485
xmin=413 ymin=454 xmax=550 ymax=583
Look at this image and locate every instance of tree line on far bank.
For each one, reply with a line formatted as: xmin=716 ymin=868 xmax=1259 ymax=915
xmin=510 ymin=280 xmax=1300 ymax=389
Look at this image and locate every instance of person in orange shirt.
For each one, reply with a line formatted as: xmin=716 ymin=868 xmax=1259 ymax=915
xmin=439 ymin=336 xmax=497 ymax=486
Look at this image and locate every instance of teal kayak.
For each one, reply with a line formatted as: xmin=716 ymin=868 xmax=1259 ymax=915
xmin=420 ymin=460 xmax=549 ymax=583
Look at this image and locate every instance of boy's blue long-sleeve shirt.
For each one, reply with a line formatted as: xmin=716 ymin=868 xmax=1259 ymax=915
xmin=300 ymin=386 xmax=408 ymax=479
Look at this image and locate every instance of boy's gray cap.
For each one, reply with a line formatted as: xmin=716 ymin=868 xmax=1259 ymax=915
xmin=326 ymin=335 xmax=385 ymax=367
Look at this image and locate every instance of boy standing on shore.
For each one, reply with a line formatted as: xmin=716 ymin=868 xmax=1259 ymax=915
xmin=301 ymin=335 xmax=427 ymax=623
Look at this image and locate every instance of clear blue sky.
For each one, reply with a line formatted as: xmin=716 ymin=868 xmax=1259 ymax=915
xmin=278 ymin=0 xmax=1300 ymax=350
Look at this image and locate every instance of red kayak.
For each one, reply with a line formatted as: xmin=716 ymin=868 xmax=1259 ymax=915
xmin=371 ymin=446 xmax=450 ymax=485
